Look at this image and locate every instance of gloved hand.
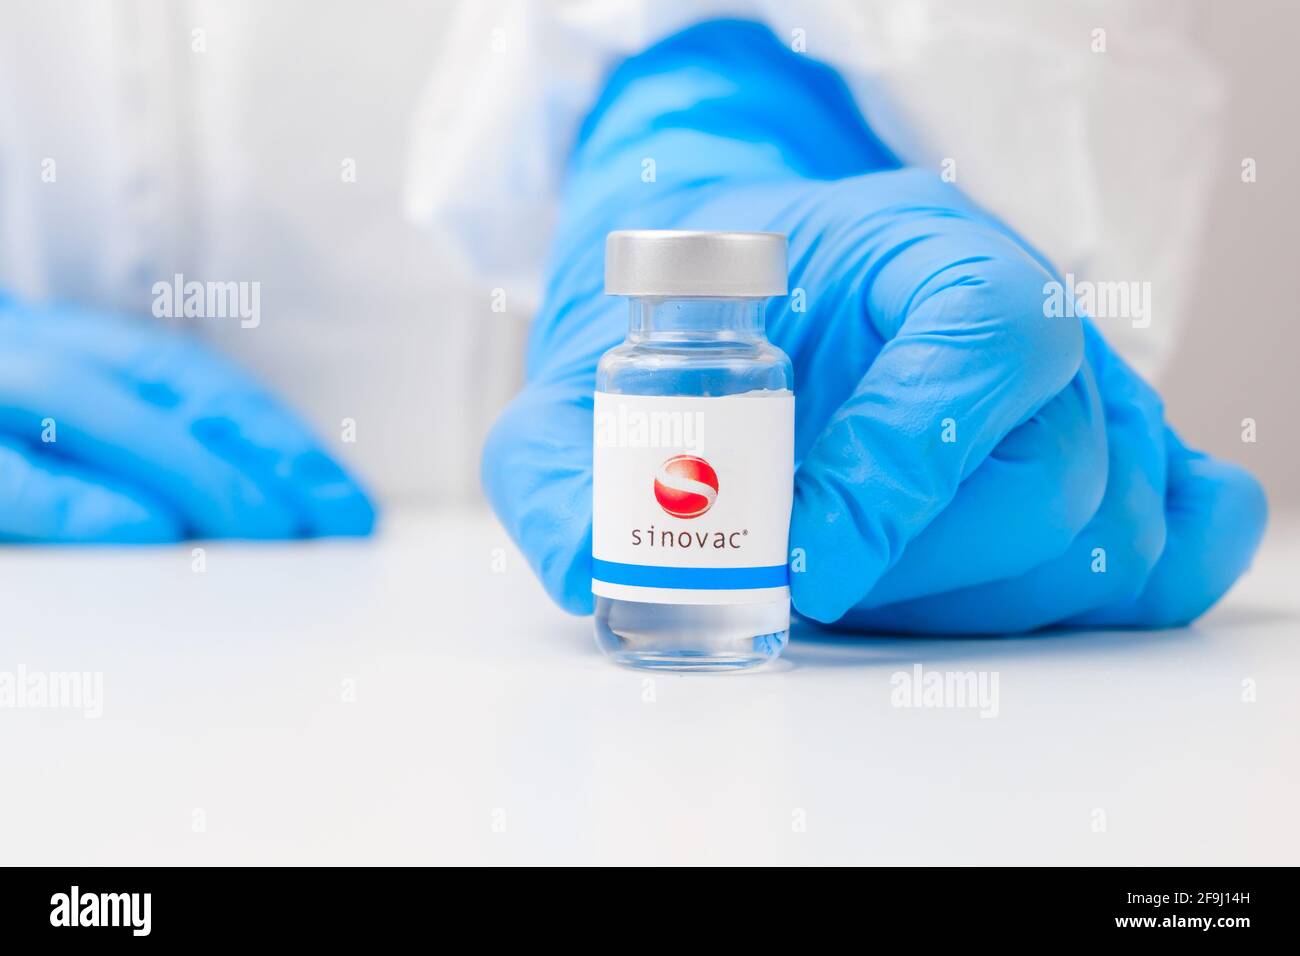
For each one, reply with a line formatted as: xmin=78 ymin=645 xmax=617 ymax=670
xmin=0 ymin=293 xmax=375 ymax=542
xmin=483 ymin=18 xmax=1267 ymax=632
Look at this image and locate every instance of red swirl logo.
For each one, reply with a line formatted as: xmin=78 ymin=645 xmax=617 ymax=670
xmin=654 ymin=455 xmax=719 ymax=519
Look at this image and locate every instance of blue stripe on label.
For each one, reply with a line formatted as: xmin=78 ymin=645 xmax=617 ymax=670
xmin=592 ymin=559 xmax=788 ymax=590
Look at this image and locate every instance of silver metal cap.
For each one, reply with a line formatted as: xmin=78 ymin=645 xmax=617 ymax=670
xmin=605 ymin=230 xmax=788 ymax=298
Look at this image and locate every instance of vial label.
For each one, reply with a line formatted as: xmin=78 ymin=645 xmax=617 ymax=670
xmin=592 ymin=390 xmax=794 ymax=605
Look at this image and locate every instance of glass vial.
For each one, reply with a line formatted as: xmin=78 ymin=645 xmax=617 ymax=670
xmin=592 ymin=231 xmax=794 ymax=671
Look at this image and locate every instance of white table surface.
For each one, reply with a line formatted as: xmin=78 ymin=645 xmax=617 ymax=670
xmin=1 ymin=507 xmax=1296 ymax=866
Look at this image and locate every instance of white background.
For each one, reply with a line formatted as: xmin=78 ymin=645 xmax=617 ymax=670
xmin=2 ymin=0 xmax=1294 ymax=507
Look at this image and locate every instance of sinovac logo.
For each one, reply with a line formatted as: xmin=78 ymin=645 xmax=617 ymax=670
xmin=654 ymin=454 xmax=718 ymax=518
xmin=50 ymin=886 xmax=151 ymax=937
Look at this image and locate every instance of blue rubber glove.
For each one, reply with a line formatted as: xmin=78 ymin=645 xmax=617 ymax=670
xmin=483 ymin=18 xmax=1267 ymax=632
xmin=0 ymin=293 xmax=375 ymax=542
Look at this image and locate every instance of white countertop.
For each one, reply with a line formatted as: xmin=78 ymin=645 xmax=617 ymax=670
xmin=1 ymin=507 xmax=1296 ymax=866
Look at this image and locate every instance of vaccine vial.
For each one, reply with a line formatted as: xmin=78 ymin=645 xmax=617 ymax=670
xmin=592 ymin=231 xmax=794 ymax=671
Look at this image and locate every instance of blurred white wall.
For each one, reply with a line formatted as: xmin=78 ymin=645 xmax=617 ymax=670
xmin=1159 ymin=0 xmax=1299 ymax=510
xmin=2 ymin=0 xmax=1292 ymax=510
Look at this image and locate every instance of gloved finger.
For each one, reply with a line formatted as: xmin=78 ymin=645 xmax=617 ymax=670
xmin=8 ymin=304 xmax=374 ymax=537
xmin=788 ymin=171 xmax=1085 ymax=624
xmin=832 ymin=336 xmax=1168 ymax=634
xmin=1066 ymin=428 xmax=1267 ymax=628
xmin=482 ymin=379 xmax=594 ymax=615
xmin=0 ymin=438 xmax=182 ymax=543
xmin=15 ymin=301 xmax=246 ymax=399
xmin=188 ymin=391 xmax=374 ymax=537
xmin=856 ymin=361 xmax=1107 ymax=608
xmin=0 ymin=344 xmax=302 ymax=538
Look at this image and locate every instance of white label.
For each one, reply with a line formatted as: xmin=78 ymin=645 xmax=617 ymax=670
xmin=592 ymin=390 xmax=794 ymax=605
